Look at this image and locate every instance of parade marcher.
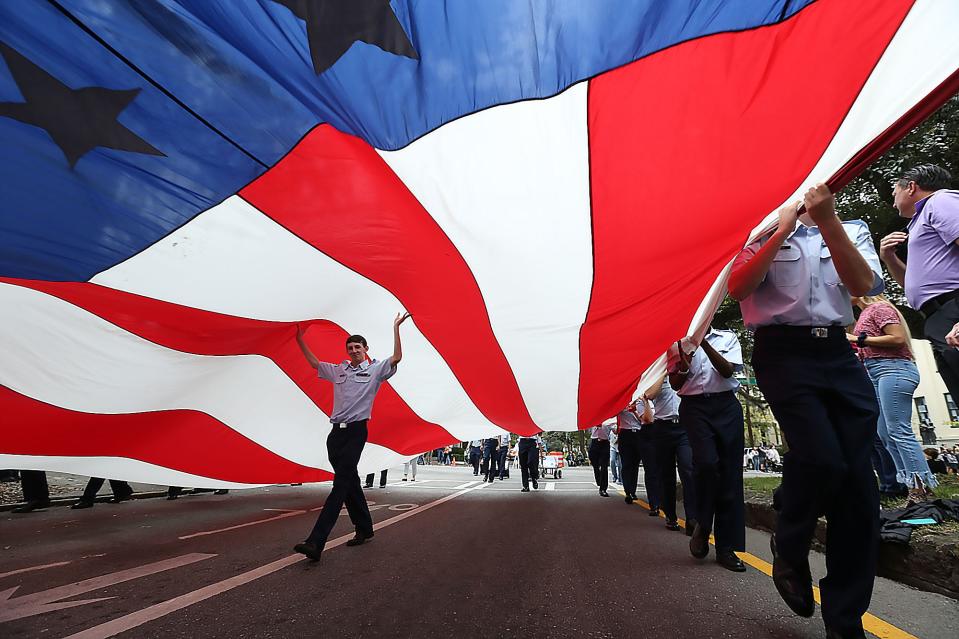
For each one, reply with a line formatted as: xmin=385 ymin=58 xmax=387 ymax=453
xmin=71 ymin=477 xmax=134 ymax=509
xmin=496 ymin=433 xmax=511 ymax=480
xmin=668 ymin=325 xmax=745 ymax=572
xmin=482 ymin=437 xmax=500 ymax=483
xmin=468 ymin=439 xmax=483 ymax=476
xmin=588 ymin=423 xmax=612 ymax=497
xmin=11 ymin=470 xmax=50 ymax=513
xmin=609 ymin=429 xmax=622 ymax=485
xmin=646 ymin=374 xmax=698 ymax=535
xmin=517 ymin=434 xmax=541 ymax=492
xmin=364 ymin=469 xmax=388 ymax=489
xmin=402 ymin=457 xmax=418 ymax=482
xmin=880 ymin=164 xmax=959 ymax=402
xmin=616 ymin=397 xmax=652 ymax=505
xmin=730 ymin=184 xmax=884 ymax=637
xmin=292 ymin=312 xmax=411 ymax=562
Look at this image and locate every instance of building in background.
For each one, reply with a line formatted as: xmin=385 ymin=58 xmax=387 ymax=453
xmin=912 ymin=339 xmax=959 ymax=446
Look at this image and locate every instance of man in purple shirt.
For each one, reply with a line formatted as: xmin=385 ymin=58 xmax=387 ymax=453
xmin=879 ymin=164 xmax=959 ymax=400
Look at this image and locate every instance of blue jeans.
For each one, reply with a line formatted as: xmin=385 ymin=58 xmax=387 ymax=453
xmin=609 ymin=448 xmax=622 ymax=482
xmin=864 ymin=358 xmax=937 ymax=489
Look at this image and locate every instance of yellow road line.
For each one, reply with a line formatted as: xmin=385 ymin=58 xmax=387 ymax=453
xmin=617 ymin=489 xmax=917 ymax=639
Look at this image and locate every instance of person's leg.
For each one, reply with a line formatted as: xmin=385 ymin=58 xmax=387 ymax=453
xmin=21 ymin=470 xmax=49 ymax=502
xmin=674 ymin=426 xmax=698 ymax=525
xmin=403 ymin=462 xmax=411 ymax=479
xmin=364 ymin=473 xmax=374 ymax=488
xmin=596 ymin=441 xmax=609 ymax=492
xmin=379 ymin=469 xmax=388 ymax=488
xmin=818 ymin=355 xmax=881 ymax=634
xmin=639 ymin=428 xmax=662 ymax=509
xmin=80 ymin=477 xmax=106 ymax=503
xmin=307 ymin=424 xmax=372 ymax=548
xmin=873 ymin=360 xmax=936 ymax=490
xmin=610 ymin=449 xmax=620 ymax=483
xmin=712 ymin=395 xmax=746 ymax=553
xmin=618 ymin=431 xmax=640 ymax=499
xmin=654 ymin=428 xmax=678 ymax=521
xmin=518 ymin=442 xmax=531 ymax=489
xmin=871 ymin=432 xmax=900 ymax=493
xmin=682 ymin=400 xmax=720 ymax=536
xmin=865 ymin=362 xmax=908 ymax=486
xmin=410 ymin=459 xmax=417 ymax=480
xmin=527 ymin=447 xmax=540 ymax=487
xmin=108 ymin=480 xmax=133 ymax=500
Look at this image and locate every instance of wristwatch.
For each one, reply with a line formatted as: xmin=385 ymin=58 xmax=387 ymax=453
xmin=857 ymin=332 xmax=868 ymax=348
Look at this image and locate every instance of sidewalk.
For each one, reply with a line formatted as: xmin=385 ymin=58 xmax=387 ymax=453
xmin=1 ymin=472 xmax=169 ymax=510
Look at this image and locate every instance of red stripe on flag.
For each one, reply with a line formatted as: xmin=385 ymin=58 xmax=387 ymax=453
xmin=580 ymin=0 xmax=914 ymax=425
xmin=240 ymin=126 xmax=540 ymax=435
xmin=1 ymin=278 xmax=458 ymax=465
xmin=0 ymin=386 xmax=332 ymax=485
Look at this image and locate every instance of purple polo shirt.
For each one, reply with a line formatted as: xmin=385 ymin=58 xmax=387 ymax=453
xmin=905 ymin=189 xmax=959 ymax=310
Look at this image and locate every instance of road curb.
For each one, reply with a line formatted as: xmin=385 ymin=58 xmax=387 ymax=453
xmin=1 ymin=490 xmax=169 ymax=512
xmin=741 ymin=493 xmax=959 ymax=601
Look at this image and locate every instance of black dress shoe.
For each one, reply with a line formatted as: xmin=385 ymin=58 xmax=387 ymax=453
xmin=11 ymin=499 xmax=51 ymax=513
xmin=363 ymin=484 xmax=374 ymax=489
xmin=689 ymin=523 xmax=710 ymax=558
xmin=213 ymin=489 xmax=229 ymax=495
xmin=599 ymin=490 xmax=609 ymax=497
xmin=716 ymin=550 xmax=746 ymax=572
xmin=293 ymin=541 xmax=322 ymax=562
xmin=825 ymin=626 xmax=866 ymax=639
xmin=665 ymin=519 xmax=681 ymax=531
xmin=648 ymin=507 xmax=660 ymax=517
xmin=770 ymin=534 xmax=814 ymax=617
xmin=71 ymin=500 xmax=94 ymax=510
xmin=346 ymin=531 xmax=374 ymax=547
xmin=531 ymin=480 xmax=539 ymax=489
xmin=624 ymin=495 xmax=634 ymax=504
xmin=685 ymin=518 xmax=697 ymax=537
xmin=521 ymin=487 xmax=530 ymax=492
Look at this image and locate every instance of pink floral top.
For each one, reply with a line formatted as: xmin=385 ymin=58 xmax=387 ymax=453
xmin=853 ymin=303 xmax=913 ymax=361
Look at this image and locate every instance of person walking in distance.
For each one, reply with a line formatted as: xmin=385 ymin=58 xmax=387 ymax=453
xmin=588 ymin=423 xmax=613 ymax=497
xmin=292 ymin=312 xmax=411 ymax=562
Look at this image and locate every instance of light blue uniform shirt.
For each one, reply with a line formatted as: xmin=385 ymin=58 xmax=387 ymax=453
xmin=650 ymin=378 xmax=681 ymax=420
xmin=675 ymin=329 xmax=744 ymax=396
xmin=616 ymin=398 xmax=649 ymax=431
xmin=735 ymin=220 xmax=884 ymax=329
xmin=590 ymin=424 xmax=613 ymax=440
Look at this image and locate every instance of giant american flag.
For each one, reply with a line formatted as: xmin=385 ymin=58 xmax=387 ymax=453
xmin=1 ymin=0 xmax=958 ymax=488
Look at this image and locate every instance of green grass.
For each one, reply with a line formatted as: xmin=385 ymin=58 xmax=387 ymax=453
xmin=744 ymin=474 xmax=959 ymax=508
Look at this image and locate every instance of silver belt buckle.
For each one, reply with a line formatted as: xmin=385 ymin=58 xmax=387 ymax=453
xmin=811 ymin=327 xmax=829 ymax=338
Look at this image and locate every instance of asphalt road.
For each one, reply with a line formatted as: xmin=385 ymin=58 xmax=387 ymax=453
xmin=1 ymin=465 xmax=955 ymax=639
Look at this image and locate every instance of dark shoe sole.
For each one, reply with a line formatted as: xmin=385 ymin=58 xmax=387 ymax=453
xmin=689 ymin=525 xmax=710 ymax=559
xmin=293 ymin=543 xmax=321 ymax=562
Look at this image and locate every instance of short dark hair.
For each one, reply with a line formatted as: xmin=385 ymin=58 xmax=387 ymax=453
xmin=346 ymin=334 xmax=367 ymax=348
xmin=898 ymin=164 xmax=952 ymax=192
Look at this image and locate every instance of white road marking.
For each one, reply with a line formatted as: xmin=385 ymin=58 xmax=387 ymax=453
xmin=452 ymin=481 xmax=478 ymax=489
xmin=545 ymin=483 xmax=556 ymax=491
xmin=0 ymin=554 xmax=214 ymax=623
xmin=261 ymin=508 xmax=300 ymax=512
xmin=0 ymin=561 xmax=72 ymax=580
xmin=63 ymin=482 xmax=489 ymax=639
xmin=178 ymin=511 xmax=306 ymax=540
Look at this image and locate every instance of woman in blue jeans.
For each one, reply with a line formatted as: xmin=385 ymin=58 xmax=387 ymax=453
xmin=850 ymin=296 xmax=937 ymax=502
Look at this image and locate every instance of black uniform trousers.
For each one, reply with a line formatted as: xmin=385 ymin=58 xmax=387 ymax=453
xmin=753 ymin=327 xmax=879 ymax=633
xmin=924 ymin=298 xmax=959 ymax=401
xmin=81 ymin=478 xmax=133 ymax=503
xmin=617 ymin=428 xmax=661 ymax=506
xmin=652 ymin=419 xmax=697 ymax=523
xmin=307 ymin=420 xmax=373 ymax=548
xmin=496 ymin=446 xmax=509 ymax=478
xmin=21 ymin=470 xmax=49 ymax=503
xmin=481 ymin=439 xmax=498 ymax=480
xmin=588 ymin=439 xmax=610 ymax=491
xmin=469 ymin=446 xmax=482 ymax=475
xmin=364 ymin=470 xmax=388 ymax=488
xmin=680 ymin=391 xmax=745 ymax=552
xmin=518 ymin=439 xmax=539 ymax=488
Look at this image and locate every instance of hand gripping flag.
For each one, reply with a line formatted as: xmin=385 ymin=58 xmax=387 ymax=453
xmin=1 ymin=0 xmax=958 ymax=487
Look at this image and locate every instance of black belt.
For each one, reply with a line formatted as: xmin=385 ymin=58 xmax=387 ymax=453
xmin=654 ymin=418 xmax=680 ymax=424
xmin=754 ymin=325 xmax=845 ymax=340
xmin=331 ymin=419 xmax=367 ymax=428
xmin=682 ymin=390 xmax=735 ymax=400
xmin=919 ymin=289 xmax=959 ymax=318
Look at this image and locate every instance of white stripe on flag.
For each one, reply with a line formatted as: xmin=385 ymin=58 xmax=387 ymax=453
xmin=378 ymin=83 xmax=592 ymax=430
xmin=91 ymin=197 xmax=507 ymax=441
